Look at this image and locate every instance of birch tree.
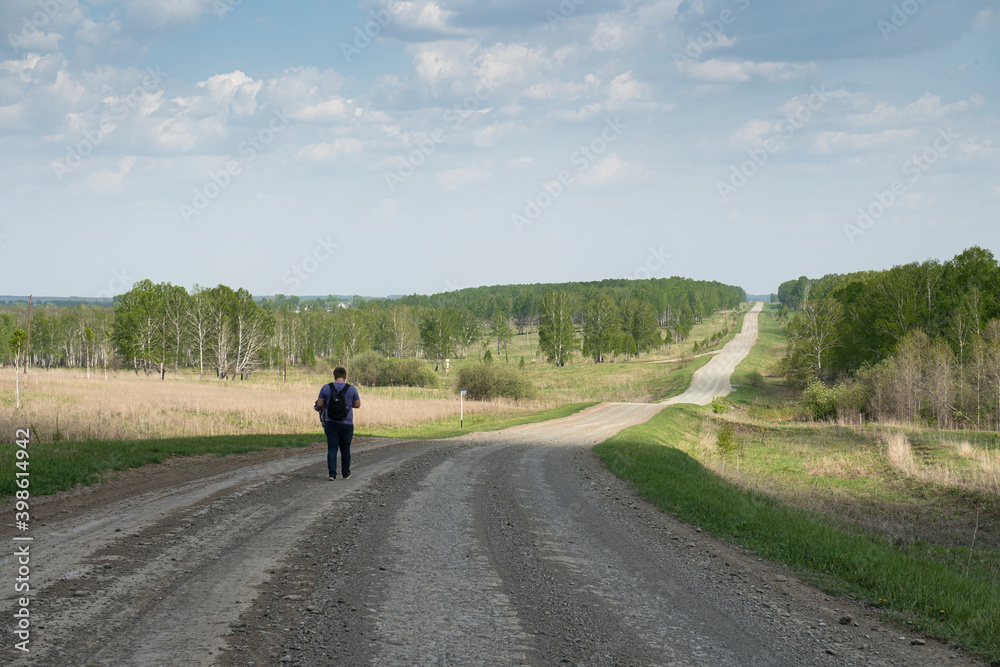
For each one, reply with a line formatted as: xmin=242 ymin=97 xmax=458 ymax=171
xmin=539 ymin=290 xmax=578 ymax=367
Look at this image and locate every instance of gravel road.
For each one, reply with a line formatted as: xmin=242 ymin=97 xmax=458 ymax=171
xmin=664 ymin=302 xmax=763 ymax=406
xmin=2 ymin=404 xmax=983 ymax=666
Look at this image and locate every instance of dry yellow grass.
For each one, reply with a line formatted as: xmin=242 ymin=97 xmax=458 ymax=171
xmin=882 ymin=430 xmax=915 ymax=474
xmin=0 ymin=368 xmax=549 ymax=443
xmin=804 ymin=452 xmax=870 ymax=479
xmin=878 ymin=431 xmax=1000 ymax=496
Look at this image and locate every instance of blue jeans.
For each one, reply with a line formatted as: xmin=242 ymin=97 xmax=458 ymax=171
xmin=323 ymin=421 xmax=353 ymax=477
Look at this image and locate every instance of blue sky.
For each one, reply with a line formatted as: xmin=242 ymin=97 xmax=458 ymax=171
xmin=1 ymin=0 xmax=998 ymax=298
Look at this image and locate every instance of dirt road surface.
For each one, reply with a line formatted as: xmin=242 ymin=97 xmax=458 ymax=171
xmin=1 ymin=309 xmax=984 ymax=665
xmin=663 ymin=302 xmax=763 ymax=406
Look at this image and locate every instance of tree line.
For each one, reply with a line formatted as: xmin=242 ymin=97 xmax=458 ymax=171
xmin=778 ymin=246 xmax=1000 ymax=429
xmin=1 ymin=277 xmax=746 ymax=379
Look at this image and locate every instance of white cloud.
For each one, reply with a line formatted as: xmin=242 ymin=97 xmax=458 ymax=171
xmin=0 ymin=102 xmax=24 ymax=128
xmin=293 ymin=98 xmax=352 ymax=122
xmin=126 ymin=0 xmax=215 ymax=27
xmin=843 ymin=93 xmax=985 ymax=129
xmin=8 ymin=30 xmax=63 ymax=51
xmin=411 ymin=40 xmax=567 ymax=94
xmin=608 ymin=71 xmax=646 ymax=103
xmin=436 ymin=166 xmax=490 ymax=192
xmin=592 ymin=19 xmax=628 ymax=52
xmin=393 ymin=1 xmax=461 ymax=34
xmin=810 ymin=128 xmax=919 ymax=154
xmin=80 ymin=156 xmax=137 ymax=194
xmin=682 ymin=59 xmax=816 ymax=83
xmin=74 ymin=18 xmax=120 ymax=46
xmin=577 ymin=154 xmax=628 ymax=187
xmin=197 ymin=71 xmax=262 ymax=117
xmin=296 ymin=139 xmax=365 ymax=162
xmin=474 ymin=121 xmax=520 ymax=148
xmin=959 ymin=139 xmax=997 ymax=161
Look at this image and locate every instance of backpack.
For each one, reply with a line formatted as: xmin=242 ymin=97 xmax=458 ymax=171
xmin=326 ymin=382 xmax=352 ymax=421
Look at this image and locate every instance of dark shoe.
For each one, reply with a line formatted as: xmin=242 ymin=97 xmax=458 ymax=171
xmin=328 ymin=476 xmax=336 ymax=481
xmin=343 ymin=474 xmax=351 ymax=480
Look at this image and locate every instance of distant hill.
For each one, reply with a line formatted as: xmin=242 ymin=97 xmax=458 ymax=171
xmin=0 ymin=296 xmax=114 ymax=306
xmin=746 ymin=294 xmax=773 ymax=303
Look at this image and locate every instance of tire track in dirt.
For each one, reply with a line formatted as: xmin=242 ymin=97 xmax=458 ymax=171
xmin=1 ymin=441 xmax=430 ymax=666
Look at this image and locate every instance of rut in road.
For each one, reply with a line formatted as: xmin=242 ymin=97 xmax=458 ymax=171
xmin=223 ymin=404 xmax=976 ymax=666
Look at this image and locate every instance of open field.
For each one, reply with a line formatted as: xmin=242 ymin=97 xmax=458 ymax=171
xmin=0 ymin=367 xmax=554 ymax=445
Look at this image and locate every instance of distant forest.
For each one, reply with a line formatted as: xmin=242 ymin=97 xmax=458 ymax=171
xmin=1 ymin=278 xmax=745 ymax=378
xmin=777 ymin=247 xmax=1000 ymax=429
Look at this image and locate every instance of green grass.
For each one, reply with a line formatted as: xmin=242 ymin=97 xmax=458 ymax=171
xmin=594 ymin=406 xmax=1000 ymax=664
xmin=356 ymin=401 xmax=598 ymax=440
xmin=728 ymin=303 xmax=802 ymax=418
xmin=0 ymin=433 xmax=320 ymax=498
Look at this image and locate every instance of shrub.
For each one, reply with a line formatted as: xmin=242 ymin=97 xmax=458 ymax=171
xmin=350 ymin=352 xmax=438 ymax=388
xmin=456 ymin=363 xmax=537 ymax=401
xmin=746 ymin=369 xmax=766 ymax=388
xmin=715 ymin=422 xmax=744 ymax=467
xmin=802 ymin=381 xmax=838 ymax=421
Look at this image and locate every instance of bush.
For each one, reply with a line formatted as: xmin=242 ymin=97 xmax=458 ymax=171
xmin=715 ymin=422 xmax=744 ymax=466
xmin=746 ymin=369 xmax=766 ymax=388
xmin=456 ymin=363 xmax=537 ymax=401
xmin=350 ymin=352 xmax=438 ymax=388
xmin=802 ymin=381 xmax=838 ymax=421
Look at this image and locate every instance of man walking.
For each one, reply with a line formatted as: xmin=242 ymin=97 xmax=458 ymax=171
xmin=315 ymin=367 xmax=361 ymax=480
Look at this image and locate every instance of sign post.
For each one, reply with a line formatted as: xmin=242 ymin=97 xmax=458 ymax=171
xmin=461 ymin=390 xmax=467 ymax=428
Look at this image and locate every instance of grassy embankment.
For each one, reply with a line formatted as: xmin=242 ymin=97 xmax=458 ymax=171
xmin=595 ymin=303 xmax=1000 ymax=663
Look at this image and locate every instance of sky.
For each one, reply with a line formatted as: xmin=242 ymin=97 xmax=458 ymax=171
xmin=1 ymin=0 xmax=998 ymax=299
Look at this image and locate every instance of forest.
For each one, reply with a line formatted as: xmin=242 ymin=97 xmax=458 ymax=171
xmin=777 ymin=246 xmax=1000 ymax=429
xmin=1 ymin=277 xmax=746 ymax=380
